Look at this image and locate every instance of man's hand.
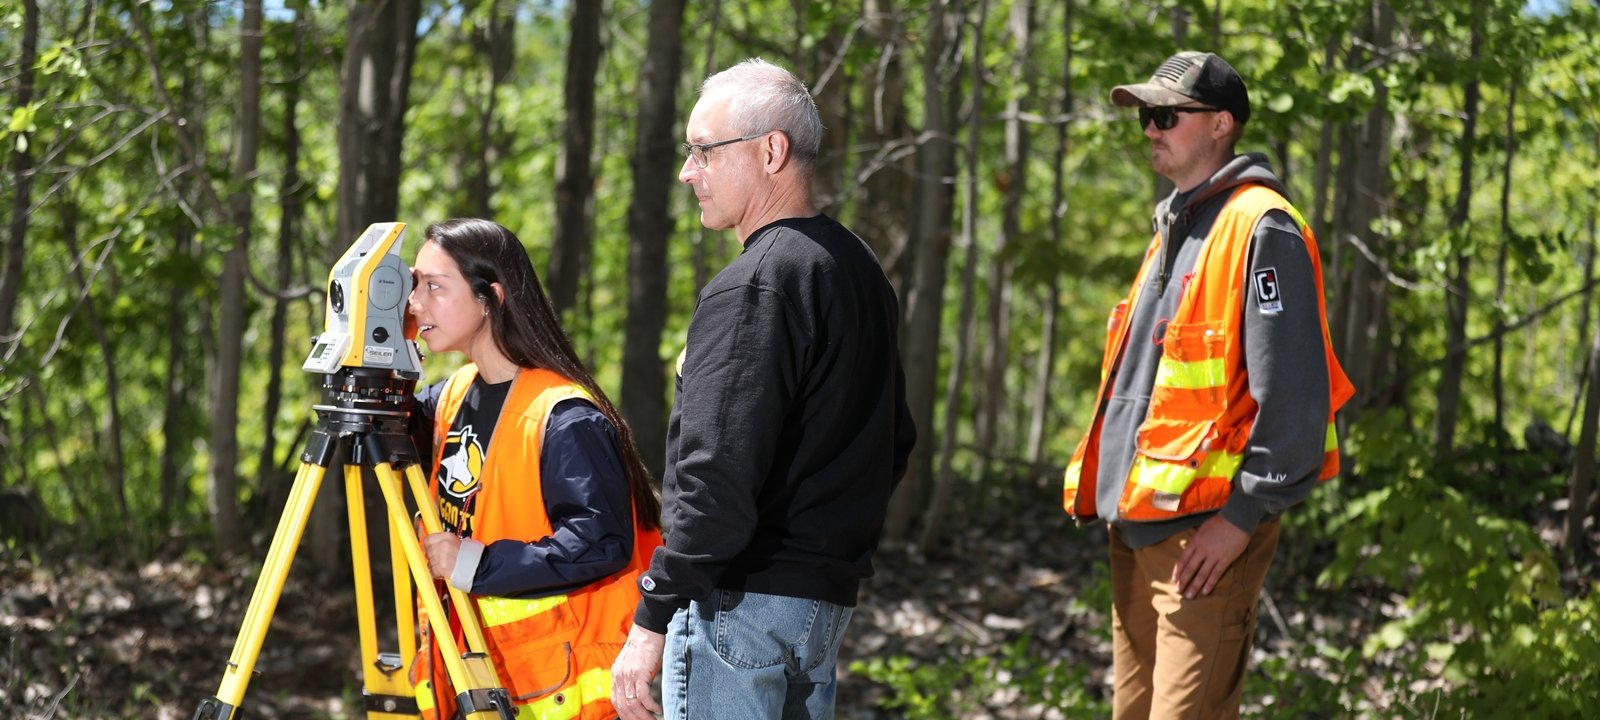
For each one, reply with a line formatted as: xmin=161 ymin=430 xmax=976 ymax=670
xmin=1172 ymin=515 xmax=1250 ymax=598
xmin=611 ymin=623 xmax=665 ymax=720
xmin=422 ymin=532 xmax=460 ymax=580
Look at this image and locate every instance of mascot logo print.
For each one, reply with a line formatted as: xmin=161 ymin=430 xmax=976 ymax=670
xmin=438 ymin=426 xmax=486 ymax=500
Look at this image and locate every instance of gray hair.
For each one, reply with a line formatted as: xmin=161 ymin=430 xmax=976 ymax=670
xmin=700 ymin=58 xmax=823 ymax=166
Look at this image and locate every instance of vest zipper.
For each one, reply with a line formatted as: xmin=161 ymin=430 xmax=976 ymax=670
xmin=1156 ymin=210 xmax=1176 ymax=297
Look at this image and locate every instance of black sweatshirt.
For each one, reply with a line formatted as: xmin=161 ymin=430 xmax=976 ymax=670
xmin=634 ymin=214 xmax=916 ymax=633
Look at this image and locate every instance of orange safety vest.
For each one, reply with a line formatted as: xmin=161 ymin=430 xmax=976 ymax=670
xmin=1062 ymin=185 xmax=1355 ymax=522
xmin=413 ymin=365 xmax=662 ymax=720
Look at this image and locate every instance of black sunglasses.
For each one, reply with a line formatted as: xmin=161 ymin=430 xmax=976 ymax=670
xmin=1138 ymin=106 xmax=1219 ymax=131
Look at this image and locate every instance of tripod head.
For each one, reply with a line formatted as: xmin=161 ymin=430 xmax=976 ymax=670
xmin=303 ymin=222 xmax=423 ymax=377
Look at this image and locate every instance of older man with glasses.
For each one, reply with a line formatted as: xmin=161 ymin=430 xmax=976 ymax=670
xmin=1060 ymin=51 xmax=1353 ymax=718
xmin=610 ymin=58 xmax=915 ymax=720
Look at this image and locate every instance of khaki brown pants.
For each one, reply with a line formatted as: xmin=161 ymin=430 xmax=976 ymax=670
xmin=1108 ymin=517 xmax=1280 ymax=720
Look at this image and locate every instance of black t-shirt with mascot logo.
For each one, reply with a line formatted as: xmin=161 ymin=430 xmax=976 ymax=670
xmin=434 ymin=376 xmax=510 ymax=537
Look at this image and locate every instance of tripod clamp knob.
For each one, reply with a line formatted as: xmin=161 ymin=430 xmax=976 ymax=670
xmin=458 ymin=687 xmax=517 ymax=720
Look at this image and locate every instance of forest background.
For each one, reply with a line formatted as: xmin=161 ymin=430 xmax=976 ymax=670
xmin=2 ymin=0 xmax=1599 ymax=717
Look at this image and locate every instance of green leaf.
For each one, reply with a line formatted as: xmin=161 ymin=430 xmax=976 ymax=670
xmin=1366 ymin=621 xmax=1409 ymax=654
xmin=1328 ymin=73 xmax=1376 ymax=104
xmin=8 ymin=103 xmax=38 ymax=133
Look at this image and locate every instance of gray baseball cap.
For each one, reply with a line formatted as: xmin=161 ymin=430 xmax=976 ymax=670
xmin=1111 ymin=51 xmax=1250 ymax=125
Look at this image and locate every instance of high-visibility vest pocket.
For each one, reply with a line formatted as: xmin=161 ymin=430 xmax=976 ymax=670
xmin=480 ymin=596 xmax=581 ymax=701
xmin=1127 ymin=418 xmax=1242 ymax=516
xmin=1135 ymin=418 xmax=1213 ymax=463
xmin=507 ymin=643 xmax=621 ymax=720
xmin=1149 ymin=320 xmax=1227 ymax=416
xmin=503 ymin=641 xmax=575 ymax=703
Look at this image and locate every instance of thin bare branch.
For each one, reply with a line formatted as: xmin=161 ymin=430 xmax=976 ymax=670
xmin=26 ymin=110 xmax=168 ymax=217
xmin=127 ymin=1 xmax=227 ymax=219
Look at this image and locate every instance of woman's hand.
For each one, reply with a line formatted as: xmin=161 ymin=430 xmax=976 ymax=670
xmin=422 ymin=532 xmax=461 ymax=580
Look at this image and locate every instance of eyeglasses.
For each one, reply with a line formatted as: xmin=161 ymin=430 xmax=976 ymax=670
xmin=681 ymin=132 xmax=770 ymax=169
xmin=1138 ymin=106 xmax=1219 ymax=131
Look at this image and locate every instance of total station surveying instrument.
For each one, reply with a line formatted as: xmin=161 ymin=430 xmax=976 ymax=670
xmin=192 ymin=222 xmax=515 ymax=720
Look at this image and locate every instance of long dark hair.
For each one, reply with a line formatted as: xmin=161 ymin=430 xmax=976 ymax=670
xmin=423 ymin=218 xmax=661 ymax=531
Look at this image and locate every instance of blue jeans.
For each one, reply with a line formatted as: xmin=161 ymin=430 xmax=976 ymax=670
xmin=662 ymin=589 xmax=854 ymax=720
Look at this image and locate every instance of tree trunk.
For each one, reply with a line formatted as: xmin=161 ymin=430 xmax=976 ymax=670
xmin=922 ymin=0 xmax=987 ymax=551
xmin=886 ymin=0 xmax=961 ymax=542
xmin=208 ymin=0 xmax=264 ymax=557
xmin=0 ymin=0 xmax=39 ymax=365
xmin=1567 ymin=314 xmax=1600 ymax=566
xmin=59 ymin=201 xmax=129 ymax=526
xmin=978 ymin=0 xmax=1034 ymax=465
xmin=1433 ymin=2 xmax=1484 ymax=456
xmin=161 ymin=8 xmax=209 ymax=523
xmin=800 ymin=2 xmax=850 ymax=214
xmin=158 ymin=229 xmax=197 ymax=520
xmin=549 ymin=0 xmax=603 ymax=320
xmin=1311 ymin=39 xmax=1339 ymax=264
xmin=1334 ymin=0 xmax=1395 ymax=418
xmin=1589 ymin=210 xmax=1600 ymax=540
xmin=854 ymin=0 xmax=912 ymax=291
xmin=1154 ymin=8 xmax=1189 ymax=202
xmin=335 ymin=0 xmax=422 ymax=260
xmin=467 ymin=0 xmax=515 ymax=219
xmin=689 ymin=0 xmax=724 ymax=297
xmin=1029 ymin=0 xmax=1074 ymax=466
xmin=1568 ymin=212 xmax=1597 ymax=438
xmin=28 ymin=383 xmax=92 ymax=524
xmin=259 ymin=12 xmax=310 ymax=522
xmin=1169 ymin=6 xmax=1189 ymax=52
xmin=0 ymin=0 xmax=39 ymax=488
xmin=620 ymin=0 xmax=688 ymax=483
xmin=1492 ymin=81 xmax=1516 ymax=435
xmin=1029 ymin=279 xmax=1061 ymax=464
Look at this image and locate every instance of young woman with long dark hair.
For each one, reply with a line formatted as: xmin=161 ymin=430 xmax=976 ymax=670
xmin=405 ymin=217 xmax=661 ymax=720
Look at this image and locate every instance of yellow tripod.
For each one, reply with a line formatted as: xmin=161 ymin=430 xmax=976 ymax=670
xmin=191 ymin=367 xmax=514 ymax=720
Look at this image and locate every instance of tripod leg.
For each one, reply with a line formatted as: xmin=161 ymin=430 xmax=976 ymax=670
xmin=403 ymin=463 xmax=494 ymax=657
xmin=372 ymin=461 xmax=514 ymax=720
xmin=390 ymin=503 xmax=416 ymax=678
xmin=345 ymin=464 xmax=417 ymax=718
xmin=192 ymin=461 xmax=329 ymax=720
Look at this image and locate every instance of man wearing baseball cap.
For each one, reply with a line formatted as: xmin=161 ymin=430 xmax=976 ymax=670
xmin=1061 ymin=52 xmax=1353 ymax=717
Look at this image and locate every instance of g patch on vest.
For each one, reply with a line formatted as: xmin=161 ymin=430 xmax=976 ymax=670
xmin=1253 ymin=267 xmax=1284 ymax=314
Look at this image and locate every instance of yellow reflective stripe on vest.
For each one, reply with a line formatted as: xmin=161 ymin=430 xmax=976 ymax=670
xmin=1063 ymin=460 xmax=1083 ymax=490
xmin=513 ymin=667 xmax=612 ymax=720
xmin=1130 ymin=449 xmax=1245 ymax=495
xmin=415 ymin=679 xmax=435 ymax=711
xmin=1282 ymin=202 xmax=1309 ymax=231
xmin=476 ymin=594 xmax=567 ymax=628
xmin=1153 ymin=357 xmax=1227 ymax=390
xmin=1324 ymin=423 xmax=1338 ymax=452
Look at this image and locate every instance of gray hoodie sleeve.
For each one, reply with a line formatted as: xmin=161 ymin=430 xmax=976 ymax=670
xmin=1218 ymin=208 xmax=1331 ymax=534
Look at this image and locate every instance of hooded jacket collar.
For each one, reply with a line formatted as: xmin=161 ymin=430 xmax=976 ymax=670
xmin=1153 ymin=152 xmax=1290 ymax=233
